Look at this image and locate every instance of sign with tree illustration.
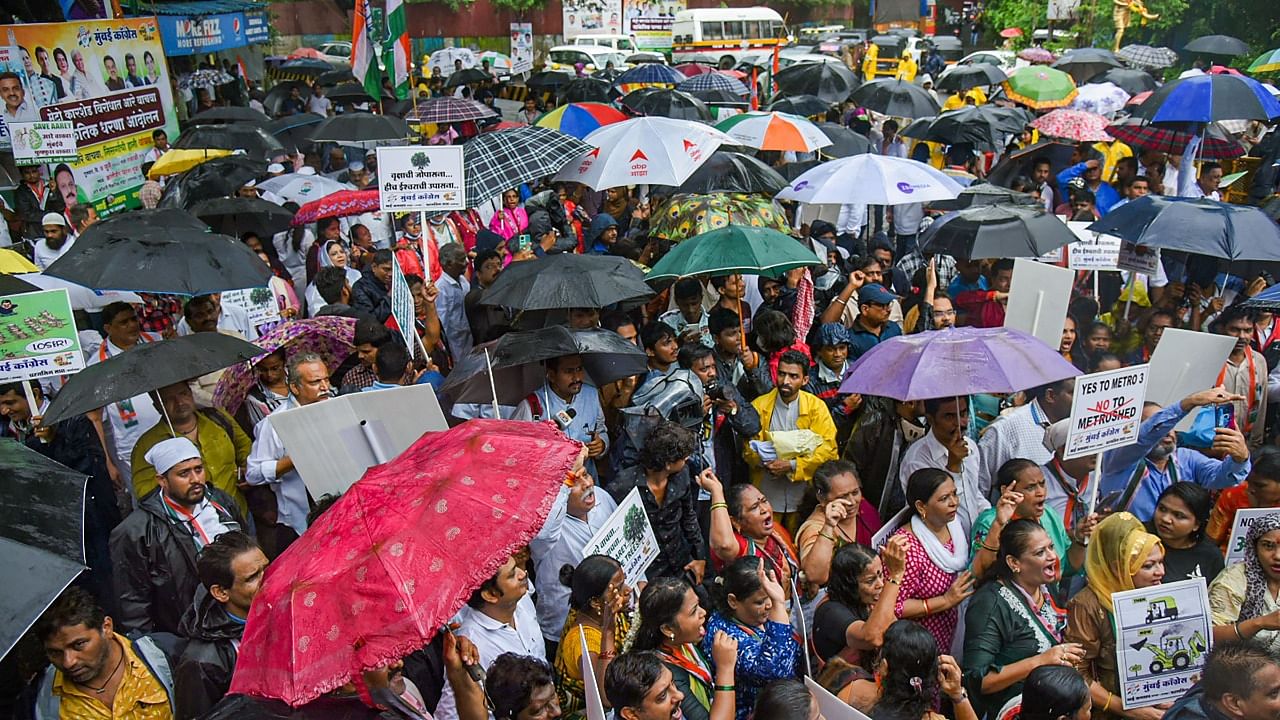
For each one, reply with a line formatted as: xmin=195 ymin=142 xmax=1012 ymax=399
xmin=582 ymin=487 xmax=659 ymax=586
xmin=375 ymin=146 xmax=465 ymax=212
xmin=1112 ymin=578 xmax=1212 ymax=709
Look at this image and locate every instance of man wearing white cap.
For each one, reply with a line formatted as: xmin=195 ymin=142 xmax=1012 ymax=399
xmin=109 ymin=436 xmax=245 ymax=635
xmin=33 ymin=211 xmax=74 ymax=270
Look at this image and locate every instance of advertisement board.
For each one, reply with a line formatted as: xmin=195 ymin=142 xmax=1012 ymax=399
xmin=625 ymin=0 xmax=686 ymax=53
xmin=564 ymin=0 xmax=623 ymax=40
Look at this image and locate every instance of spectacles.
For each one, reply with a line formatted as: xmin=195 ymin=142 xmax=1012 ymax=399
xmin=932 ymin=309 xmax=956 ymax=317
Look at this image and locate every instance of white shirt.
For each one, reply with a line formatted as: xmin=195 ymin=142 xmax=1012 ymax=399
xmin=307 ymin=95 xmax=332 ymax=116
xmin=434 ymin=595 xmax=543 ymax=720
xmin=32 ymin=234 xmax=73 ymax=269
xmin=1 ymin=100 xmax=39 ymax=123
xmin=898 ymin=430 xmax=990 ymax=537
xmin=175 ymin=302 xmax=258 ymax=341
xmin=893 ymin=202 xmax=924 ymax=236
xmin=530 ymin=485 xmax=619 ymax=641
xmin=88 ymin=333 xmax=163 ymax=477
xmin=836 ymin=203 xmax=868 ymax=234
xmin=246 ymin=396 xmax=313 ymax=536
xmin=976 ymin=400 xmax=1053 ymax=501
xmin=436 ymin=271 xmax=473 ymax=362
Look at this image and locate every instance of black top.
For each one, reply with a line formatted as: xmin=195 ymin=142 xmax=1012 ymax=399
xmin=604 ymin=465 xmax=705 ymax=580
xmin=1146 ymin=522 xmax=1226 ymax=584
xmin=813 ymin=598 xmax=866 ymax=663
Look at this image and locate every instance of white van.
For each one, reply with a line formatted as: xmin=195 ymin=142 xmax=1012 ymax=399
xmin=671 ymin=7 xmax=786 ymax=66
xmin=573 ymin=34 xmax=639 ymax=54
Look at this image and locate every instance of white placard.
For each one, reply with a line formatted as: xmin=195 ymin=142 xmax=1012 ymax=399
xmin=806 ymin=676 xmax=873 ymax=720
xmin=511 ymin=23 xmax=533 ymax=74
xmin=390 ymin=255 xmax=415 ymax=352
xmin=221 ymin=286 xmax=282 ymax=331
xmin=1067 ymin=221 xmax=1122 ymax=271
xmin=580 ymin=626 xmax=607 ymax=720
xmin=1064 ymin=365 xmax=1149 ymax=460
xmin=9 ymin=121 xmax=77 ymax=164
xmin=376 ymin=146 xmax=465 ymax=212
xmin=1004 ymin=258 xmax=1074 ymax=350
xmin=1117 ymin=242 xmax=1161 ymax=276
xmin=581 ymin=487 xmax=659 ymax=587
xmin=1225 ymin=508 xmax=1280 ymax=565
xmin=1113 ymin=578 xmax=1212 ymax=709
xmin=1145 ymin=329 xmax=1236 ymax=432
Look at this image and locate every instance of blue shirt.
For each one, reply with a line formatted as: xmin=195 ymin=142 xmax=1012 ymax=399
xmin=1056 ymin=161 xmax=1122 ymax=216
xmin=847 ymin=319 xmax=902 ymax=361
xmin=949 ymin=274 xmax=988 ymax=298
xmin=1098 ymin=404 xmax=1250 ymax=520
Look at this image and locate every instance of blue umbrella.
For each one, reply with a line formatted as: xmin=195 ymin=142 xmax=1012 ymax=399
xmin=1241 ymin=284 xmax=1280 ymax=312
xmin=1087 ymin=196 xmax=1280 ymax=261
xmin=677 ymin=72 xmax=750 ymax=97
xmin=1130 ymin=73 xmax=1280 ymax=123
xmin=613 ymin=63 xmax=686 ymax=89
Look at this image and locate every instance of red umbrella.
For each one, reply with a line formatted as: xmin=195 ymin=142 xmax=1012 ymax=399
xmin=676 ymin=62 xmax=713 ymax=77
xmin=1000 ymin=27 xmax=1023 ymax=38
xmin=228 ymin=419 xmax=583 ymax=706
xmin=288 ymin=47 xmax=328 ymax=60
xmin=1127 ymin=90 xmax=1153 ymax=106
xmin=484 ymin=120 xmax=527 ymax=132
xmin=290 ymin=188 xmax=381 ymax=226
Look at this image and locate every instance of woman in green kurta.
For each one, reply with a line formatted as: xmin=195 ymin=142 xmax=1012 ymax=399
xmin=962 ymin=519 xmax=1086 ymax=718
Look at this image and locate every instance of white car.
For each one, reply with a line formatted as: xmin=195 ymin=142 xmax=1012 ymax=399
xmin=546 ymin=45 xmax=630 ymax=73
xmin=943 ymin=50 xmax=1026 ymax=74
xmin=313 ymin=41 xmax=352 ymax=66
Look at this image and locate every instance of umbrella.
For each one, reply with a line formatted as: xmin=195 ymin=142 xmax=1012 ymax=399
xmin=266 ymin=113 xmax=326 ymax=152
xmin=427 ymin=47 xmax=476 ymax=75
xmin=535 ymin=102 xmax=627 ymax=139
xmin=228 ymin=420 xmax=579 ymax=707
xmin=1240 ymin=283 xmax=1280 ymax=312
xmin=477 ymin=51 xmax=514 ymax=74
xmin=326 ymin=82 xmax=386 ymax=104
xmin=778 ymin=159 xmax=823 ymax=182
xmin=677 ymin=73 xmax=750 ymax=97
xmin=1030 ymin=108 xmax=1113 ymax=142
xmin=463 ymin=126 xmax=591 ymax=208
xmin=919 ymin=204 xmax=1079 ymax=259
xmin=316 ymin=68 xmax=355 ymax=86
xmin=0 ymin=273 xmax=38 ymax=294
xmin=1249 ymin=49 xmax=1280 ymax=75
xmin=612 ymin=63 xmax=685 ymax=91
xmin=308 ymin=113 xmax=412 ymax=148
xmin=262 ymin=81 xmax=311 ymax=116
xmin=1002 ymin=66 xmax=1078 ymax=109
xmin=676 ymin=63 xmax=713 ymax=77
xmin=1018 ymin=47 xmax=1056 ymax=64
xmin=191 ymin=106 xmax=271 ymax=125
xmin=1051 ymin=48 xmax=1122 ymax=84
xmin=1129 ymin=73 xmax=1280 ymax=123
xmin=715 ymin=112 xmax=831 ymax=152
xmin=552 ymin=117 xmax=734 ymax=190
xmin=41 ymin=332 xmax=265 ymax=425
xmin=410 ymin=97 xmax=497 ymax=124
xmin=1184 ymin=35 xmax=1251 ymax=57
xmin=1105 ymin=117 xmax=1245 ymax=159
xmin=479 ymin=253 xmax=653 ymax=310
xmin=288 ymin=47 xmax=327 ymax=60
xmin=445 ymin=67 xmax=493 ymax=88
xmin=901 ymin=105 xmax=1004 ymax=151
xmin=927 ymin=183 xmax=1041 ymax=211
xmin=559 ymin=77 xmax=611 ymax=103
xmin=690 ymin=88 xmax=750 ymax=106
xmin=1087 ymin=67 xmax=1158 ymax=96
xmin=646 ymin=225 xmax=822 ymax=285
xmin=936 ymin=64 xmax=1008 ymax=92
xmin=1087 ymin=196 xmax=1280 ymax=262
xmin=622 ymin=88 xmax=710 ymax=121
xmin=773 ymin=62 xmax=859 ymax=104
xmin=9 ymin=273 xmax=141 ymax=311
xmin=1000 ymin=27 xmax=1023 ymax=38
xmin=766 ymin=95 xmax=832 ymax=117
xmin=147 ymin=149 xmax=235 ymax=179
xmin=174 ymin=124 xmax=287 ymax=160
xmin=212 ymin=316 xmax=357 ymax=414
xmin=278 ymin=58 xmax=332 ymax=76
xmin=0 ymin=441 xmax=89 ymax=661
xmin=838 ymin=326 xmax=1081 ymax=400
xmin=157 ymin=156 xmax=269 ymax=209
xmin=676 ymin=151 xmax=787 ymax=195
xmin=527 ymin=71 xmax=576 ymax=90
xmin=650 ymin=193 xmax=791 ymax=241
xmin=257 ymin=174 xmax=354 ymax=205
xmin=848 ymin=79 xmax=941 ymax=118
xmin=43 ymin=209 xmax=274 ymax=297
xmin=291 ymin=189 xmax=381 ymax=226
xmin=1069 ymin=82 xmax=1131 ymax=115
xmin=815 ymin=122 xmax=874 ymax=157
xmin=191 ymin=196 xmax=295 ymax=237
xmin=986 ymin=139 xmax=1079 ymax=187
xmin=777 ymin=153 xmax=964 ymax=206
xmin=1127 ymin=90 xmax=1152 ymax=106
xmin=1116 ymin=44 xmax=1179 ymax=69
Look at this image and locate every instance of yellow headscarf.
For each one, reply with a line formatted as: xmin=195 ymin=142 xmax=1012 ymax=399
xmin=1084 ymin=512 xmax=1163 ymax=613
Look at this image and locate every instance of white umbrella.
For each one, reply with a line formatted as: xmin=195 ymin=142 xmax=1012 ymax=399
xmin=257 ymin=174 xmax=354 ymax=205
xmin=15 ymin=273 xmax=141 ymax=311
xmin=428 ymin=48 xmax=476 ymax=77
xmin=714 ymin=112 xmax=833 ymax=152
xmin=553 ymin=117 xmax=735 ymax=190
xmin=1069 ymin=82 xmax=1131 ymax=115
xmin=776 ymin=154 xmax=964 ymax=206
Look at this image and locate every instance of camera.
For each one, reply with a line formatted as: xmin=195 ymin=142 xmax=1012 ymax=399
xmin=704 ymin=381 xmax=727 ymax=402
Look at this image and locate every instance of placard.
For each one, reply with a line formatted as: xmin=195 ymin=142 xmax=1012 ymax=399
xmin=564 ymin=0 xmax=623 ymax=40
xmin=1064 ymin=365 xmax=1149 ymax=459
xmin=376 ymin=146 xmax=464 ymax=212
xmin=0 ymin=289 xmax=84 ymax=383
xmin=581 ymin=487 xmax=659 ymax=586
xmin=625 ymin=0 xmax=686 ymax=53
xmin=220 ymin=286 xmax=281 ymax=332
xmin=806 ymin=676 xmax=873 ymax=720
xmin=1067 ymin=221 xmax=1121 ymax=271
xmin=580 ymin=627 xmax=607 ymax=720
xmin=9 ymin=121 xmax=78 ymax=164
xmin=510 ymin=23 xmax=533 ymax=75
xmin=1225 ymin=508 xmax=1280 ymax=565
xmin=1145 ymin=329 xmax=1236 ymax=432
xmin=1004 ymin=258 xmax=1074 ymax=350
xmin=1118 ymin=242 xmax=1161 ymax=276
xmin=1113 ymin=578 xmax=1212 ymax=709
xmin=389 ymin=254 xmax=415 ymax=352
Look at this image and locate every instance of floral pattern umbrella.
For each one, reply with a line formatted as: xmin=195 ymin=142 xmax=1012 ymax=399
xmin=1030 ymin=108 xmax=1111 ymax=143
xmin=1017 ymin=47 xmax=1056 ymax=64
xmin=1002 ymin=66 xmax=1078 ymax=109
xmin=212 ymin=316 xmax=357 ymax=414
xmin=650 ymin=192 xmax=790 ymax=242
xmin=291 ymin=189 xmax=381 ymax=226
xmin=1069 ymin=81 xmax=1131 ymax=115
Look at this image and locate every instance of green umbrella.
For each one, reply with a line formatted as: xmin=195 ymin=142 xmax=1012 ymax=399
xmin=645 ymin=225 xmax=824 ymax=285
xmin=1002 ymin=66 xmax=1078 ymax=110
xmin=1249 ymin=48 xmax=1280 ymax=74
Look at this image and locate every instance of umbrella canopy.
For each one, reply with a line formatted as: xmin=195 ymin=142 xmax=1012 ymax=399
xmin=778 ymin=159 xmax=823 ymax=182
xmin=1116 ymin=44 xmax=1179 ymax=69
xmin=559 ymin=77 xmax=612 ymax=103
xmin=838 ymin=326 xmax=1081 ymax=400
xmin=999 ymin=27 xmax=1023 ymax=38
xmin=411 ymin=97 xmax=497 ymax=124
xmin=848 ymin=79 xmax=941 ymax=118
xmin=645 ymin=225 xmax=822 ymax=284
xmin=536 ymin=102 xmax=627 ymax=139
xmin=1018 ymin=47 xmax=1056 ymax=64
xmin=622 ymin=88 xmax=710 ymax=121
xmin=463 ymin=126 xmax=591 ymax=207
xmin=42 ymin=332 xmax=265 ymax=425
xmin=1030 ymin=108 xmax=1113 ymax=142
xmin=43 ymin=209 xmax=274 ymax=296
xmin=228 ymin=419 xmax=580 ymax=707
xmin=174 ymin=124 xmax=286 ymax=160
xmin=428 ymin=47 xmax=476 ymax=75
xmin=677 ymin=72 xmax=750 ymax=97
xmin=1051 ymin=48 xmax=1122 ymax=84
xmin=325 ymin=82 xmax=384 ymax=104
xmin=650 ymin=193 xmax=790 ymax=241
xmin=612 ymin=63 xmax=685 ymax=91
xmin=291 ymin=189 xmax=381 ymax=226
xmin=445 ymin=67 xmax=493 ymax=88
xmin=147 ymin=149 xmax=234 ymax=179
xmin=191 ymin=106 xmax=271 ymax=125
xmin=919 ymin=204 xmax=1079 ymax=259
xmin=262 ymin=81 xmax=311 ymax=116
xmin=1087 ymin=67 xmax=1158 ymax=96
xmin=0 ymin=248 xmax=37 ymax=273
xmin=213 ymin=316 xmax=357 ymax=414
xmin=1240 ymin=283 xmax=1280 ymax=312
xmin=1129 ymin=73 xmax=1280 ymax=123
xmin=986 ymin=139 xmax=1079 ymax=187
xmin=676 ymin=151 xmax=787 ymax=195
xmin=1069 ymin=82 xmax=1131 ymax=115
xmin=0 ymin=441 xmax=90 ymax=660
xmin=676 ymin=62 xmax=713 ymax=77
xmin=1105 ymin=117 xmax=1244 ymax=159
xmin=773 ymin=62 xmax=859 ymax=104
xmin=901 ymin=105 xmax=1004 ymax=151
xmin=690 ymin=88 xmax=750 ymax=106
xmin=480 ymin=253 xmax=653 ymax=310
xmin=308 ymin=113 xmax=412 ymax=148
xmin=766 ymin=94 xmax=832 ymax=117
xmin=191 ymin=196 xmax=295 ymax=237
xmin=1184 ymin=35 xmax=1251 ymax=57
xmin=936 ymin=64 xmax=1008 ymax=92
xmin=527 ymin=70 xmax=576 ymax=90
xmin=478 ymin=51 xmax=514 ymax=73
xmin=927 ymin=183 xmax=1041 ymax=211
xmin=1249 ymin=49 xmax=1280 ymax=75
xmin=266 ymin=113 xmax=325 ymax=152
xmin=10 ymin=273 xmax=141 ymax=311
xmin=715 ymin=112 xmax=831 ymax=152
xmin=279 ymin=58 xmax=332 ymax=74
xmin=316 ymin=68 xmax=355 ymax=86
xmin=1002 ymin=66 xmax=1078 ymax=109
xmin=777 ymin=153 xmax=964 ymax=206
xmin=815 ymin=123 xmax=874 ymax=158
xmin=552 ymin=117 xmax=734 ymax=190
xmin=257 ymin=174 xmax=353 ymax=205
xmin=157 ymin=156 xmax=268 ymax=209
xmin=1087 ymin=196 xmax=1280 ymax=261
xmin=0 ymin=273 xmax=38 ymax=294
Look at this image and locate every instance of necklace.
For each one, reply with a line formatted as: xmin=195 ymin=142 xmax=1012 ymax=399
xmin=82 ymin=643 xmax=125 ymax=694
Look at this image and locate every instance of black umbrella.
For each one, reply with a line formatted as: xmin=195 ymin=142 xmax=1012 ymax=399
xmin=316 ymin=68 xmax=355 ymax=86
xmin=778 ymin=159 xmax=823 ymax=182
xmin=325 ymin=82 xmax=385 ymax=104
xmin=621 ymin=88 xmax=709 ymax=121
xmin=920 ymin=204 xmax=1078 ymax=259
xmin=1087 ymin=67 xmax=1158 ymax=96
xmin=279 ymin=58 xmax=333 ymax=75
xmin=44 ymin=208 xmax=273 ymax=297
xmin=690 ymin=88 xmax=749 ymax=106
xmin=266 ymin=112 xmax=325 ymax=152
xmin=262 ymin=81 xmax=310 ymax=116
xmin=1051 ymin=48 xmax=1122 ymax=84
xmin=157 ymin=156 xmax=268 ymax=209
xmin=190 ymin=106 xmax=271 ymax=125
xmin=767 ymin=94 xmax=832 ymax=117
xmin=190 ymin=196 xmax=295 ymax=237
xmin=927 ymin=183 xmax=1042 ymax=211
xmin=445 ymin=67 xmax=493 ymax=88
xmin=935 ymin=64 xmax=1008 ymax=92
xmin=592 ymin=68 xmax=624 ymax=82
xmin=676 ymin=151 xmax=787 ymax=195
xmin=0 ymin=273 xmax=40 ymax=294
xmin=480 ymin=253 xmax=654 ymax=310
xmin=1184 ymin=34 xmax=1251 ymax=57
xmin=902 ymin=105 xmax=1002 ymax=151
xmin=42 ymin=332 xmax=266 ymax=425
xmin=174 ymin=124 xmax=286 ymax=160
xmin=200 ymin=692 xmax=402 ymax=718
xmin=815 ymin=122 xmax=873 ymax=157
xmin=987 ymin=139 xmax=1081 ymax=187
xmin=308 ymin=113 xmax=412 ymax=147
xmin=0 ymin=441 xmax=89 ymax=660
xmin=773 ymin=62 xmax=859 ymax=104
xmin=1087 ymin=196 xmax=1280 ymax=261
xmin=527 ymin=71 xmax=575 ymax=90
xmin=560 ymin=77 xmax=611 ymax=103
xmin=984 ymin=105 xmax=1036 ymax=133
xmin=848 ymin=78 xmax=941 ymax=118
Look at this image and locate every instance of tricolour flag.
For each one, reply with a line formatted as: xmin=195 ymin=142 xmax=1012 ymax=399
xmin=384 ymin=0 xmax=410 ymax=100
xmin=352 ymin=0 xmax=382 ymax=99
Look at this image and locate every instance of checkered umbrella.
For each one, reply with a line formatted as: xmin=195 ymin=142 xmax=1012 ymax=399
xmin=411 ymin=97 xmax=498 ymax=124
xmin=1104 ymin=117 xmax=1245 ymax=159
xmin=463 ymin=126 xmax=591 ymax=207
xmin=1116 ymin=44 xmax=1179 ymax=69
xmin=677 ymin=72 xmax=750 ymax=97
xmin=613 ymin=63 xmax=685 ymax=90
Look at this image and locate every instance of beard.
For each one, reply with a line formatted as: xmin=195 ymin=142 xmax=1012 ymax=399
xmin=1147 ymin=443 xmax=1175 ymax=463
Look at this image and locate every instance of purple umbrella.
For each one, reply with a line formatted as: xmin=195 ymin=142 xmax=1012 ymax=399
xmin=212 ymin=316 xmax=357 ymax=414
xmin=838 ymin=326 xmax=1081 ymax=400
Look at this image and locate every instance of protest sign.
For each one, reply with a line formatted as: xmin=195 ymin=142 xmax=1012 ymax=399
xmin=1225 ymin=508 xmax=1280 ymax=565
xmin=564 ymin=0 xmax=622 ymax=39
xmin=1118 ymin=242 xmax=1161 ymax=276
xmin=389 ymin=255 xmax=415 ymax=353
xmin=1113 ymin=578 xmax=1211 ymax=709
xmin=1005 ymin=258 xmax=1074 ymax=350
xmin=270 ymin=384 xmax=449 ymax=497
xmin=580 ymin=627 xmax=607 ymax=720
xmin=510 ymin=23 xmax=533 ymax=74
xmin=1146 ymin=329 xmax=1236 ymax=431
xmin=625 ymin=0 xmax=686 ymax=53
xmin=220 ymin=286 xmax=281 ymax=334
xmin=0 ymin=289 xmax=84 ymax=383
xmin=1064 ymin=364 xmax=1149 ymax=460
xmin=806 ymin=676 xmax=873 ymax=720
xmin=9 ymin=121 xmax=77 ymax=164
xmin=1066 ymin=221 xmax=1121 ymax=271
xmin=581 ymin=487 xmax=659 ymax=586
xmin=376 ymin=146 xmax=465 ymax=212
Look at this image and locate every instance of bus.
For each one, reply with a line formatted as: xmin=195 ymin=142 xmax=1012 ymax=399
xmin=671 ymin=7 xmax=787 ymax=67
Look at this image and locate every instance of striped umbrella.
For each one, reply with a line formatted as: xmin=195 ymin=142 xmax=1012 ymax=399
xmin=1002 ymin=66 xmax=1078 ymax=109
xmin=613 ymin=63 xmax=685 ymax=95
xmin=714 ymin=112 xmax=832 ymax=152
xmin=1105 ymin=117 xmax=1245 ymax=159
xmin=411 ymin=97 xmax=498 ymax=124
xmin=477 ymin=51 xmax=514 ymax=73
xmin=536 ymin=102 xmax=628 ymax=139
xmin=1249 ymin=48 xmax=1280 ymax=74
xmin=677 ymin=72 xmax=750 ymax=97
xmin=1116 ymin=44 xmax=1178 ymax=69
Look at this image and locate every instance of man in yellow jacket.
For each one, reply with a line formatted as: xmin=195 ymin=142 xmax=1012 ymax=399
xmin=744 ymin=350 xmax=839 ymax=531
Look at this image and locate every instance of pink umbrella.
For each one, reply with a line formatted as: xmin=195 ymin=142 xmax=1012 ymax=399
xmin=290 ymin=188 xmax=381 ymax=226
xmin=1000 ymin=27 xmax=1023 ymax=38
xmin=211 ymin=316 xmax=357 ymax=414
xmin=1030 ymin=108 xmax=1113 ymax=142
xmin=1018 ymin=47 xmax=1056 ymax=64
xmin=676 ymin=62 xmax=713 ymax=77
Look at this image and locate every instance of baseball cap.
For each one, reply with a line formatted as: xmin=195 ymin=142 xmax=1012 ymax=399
xmin=41 ymin=212 xmax=66 ymax=227
xmin=857 ymin=283 xmax=898 ymax=305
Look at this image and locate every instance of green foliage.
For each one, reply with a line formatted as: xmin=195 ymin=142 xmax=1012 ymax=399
xmin=411 ymin=151 xmax=429 ymax=167
xmin=624 ymin=505 xmax=646 ymax=544
xmin=489 ymin=0 xmax=548 ymax=11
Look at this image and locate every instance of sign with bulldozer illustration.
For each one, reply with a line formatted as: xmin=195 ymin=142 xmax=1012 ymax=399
xmin=1112 ymin=578 xmax=1212 ymax=709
